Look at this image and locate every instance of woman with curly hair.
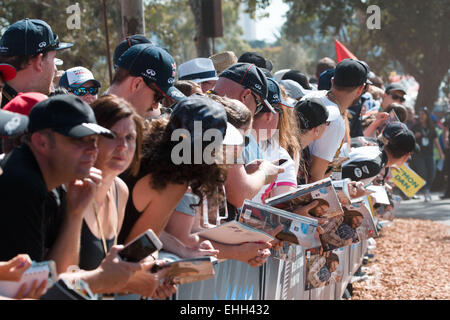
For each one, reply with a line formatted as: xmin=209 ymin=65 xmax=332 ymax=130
xmin=118 ymin=95 xmax=242 ymax=245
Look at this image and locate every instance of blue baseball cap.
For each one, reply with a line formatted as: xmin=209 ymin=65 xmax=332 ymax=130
xmin=267 ymin=78 xmax=294 ymax=108
xmin=220 ymin=62 xmax=275 ymax=113
xmin=113 ymin=34 xmax=152 ymax=68
xmin=0 ymin=19 xmax=73 ymax=56
xmin=117 ymin=44 xmax=185 ymax=103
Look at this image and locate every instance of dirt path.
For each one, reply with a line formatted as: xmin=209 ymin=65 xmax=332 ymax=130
xmin=351 ymin=218 xmax=450 ymax=300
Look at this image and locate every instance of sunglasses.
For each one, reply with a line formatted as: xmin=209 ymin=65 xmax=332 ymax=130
xmin=70 ymin=86 xmax=99 ymax=96
xmin=251 ymin=92 xmax=265 ymax=114
xmin=144 ymin=80 xmax=165 ymax=104
xmin=391 ymin=93 xmax=405 ymax=103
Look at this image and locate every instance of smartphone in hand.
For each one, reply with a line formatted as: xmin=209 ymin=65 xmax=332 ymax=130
xmin=118 ymin=229 xmax=163 ymax=262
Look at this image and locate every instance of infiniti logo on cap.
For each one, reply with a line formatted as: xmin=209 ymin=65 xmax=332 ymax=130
xmin=39 ymin=42 xmax=47 ymax=48
xmin=255 ymin=84 xmax=262 ymax=90
xmin=146 ymin=69 xmax=156 ymax=76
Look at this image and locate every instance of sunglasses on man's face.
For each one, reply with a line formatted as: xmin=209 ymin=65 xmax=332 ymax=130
xmin=70 ymin=86 xmax=99 ymax=96
xmin=144 ymin=80 xmax=165 ymax=104
xmin=391 ymin=93 xmax=405 ymax=103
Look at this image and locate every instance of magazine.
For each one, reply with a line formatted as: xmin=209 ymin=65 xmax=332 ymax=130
xmin=265 ymin=178 xmax=344 ymax=219
xmin=365 ymin=185 xmax=390 ymax=205
xmin=238 ymin=200 xmax=321 ymax=249
xmin=304 ymin=249 xmax=343 ymax=290
xmin=196 ymin=220 xmax=274 ymax=245
xmin=332 ymin=178 xmax=352 ymax=205
xmin=319 ymin=196 xmax=378 ymax=252
xmin=156 ymin=257 xmax=217 ymax=285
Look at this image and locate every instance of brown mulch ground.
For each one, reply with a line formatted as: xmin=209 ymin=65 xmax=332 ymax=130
xmin=352 ymin=218 xmax=450 ymax=300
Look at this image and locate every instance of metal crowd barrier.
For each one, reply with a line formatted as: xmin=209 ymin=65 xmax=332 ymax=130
xmin=175 ymin=239 xmax=369 ymax=300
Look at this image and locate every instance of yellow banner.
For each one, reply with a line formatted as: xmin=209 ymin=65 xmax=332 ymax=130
xmin=390 ymin=164 xmax=426 ymax=197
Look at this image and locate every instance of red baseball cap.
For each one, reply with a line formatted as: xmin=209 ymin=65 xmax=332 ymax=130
xmin=0 ymin=63 xmax=16 ymax=81
xmin=3 ymin=92 xmax=48 ymax=116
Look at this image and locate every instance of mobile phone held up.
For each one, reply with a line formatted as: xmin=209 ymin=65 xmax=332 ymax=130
xmin=118 ymin=229 xmax=163 ymax=262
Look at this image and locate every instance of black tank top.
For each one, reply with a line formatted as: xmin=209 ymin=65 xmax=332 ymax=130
xmin=79 ymin=182 xmax=118 ymax=270
xmin=118 ymin=171 xmax=142 ymax=244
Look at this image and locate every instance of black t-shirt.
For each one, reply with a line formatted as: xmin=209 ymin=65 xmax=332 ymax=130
xmin=411 ymin=123 xmax=437 ymax=154
xmin=342 ymin=145 xmax=388 ymax=182
xmin=0 ymin=144 xmax=65 ymax=261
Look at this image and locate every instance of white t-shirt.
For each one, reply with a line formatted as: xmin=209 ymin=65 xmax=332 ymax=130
xmin=303 ymin=91 xmax=346 ymax=162
xmin=251 ymin=139 xmax=298 ymax=204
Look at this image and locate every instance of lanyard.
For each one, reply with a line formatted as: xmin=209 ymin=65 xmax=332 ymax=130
xmin=92 ymin=184 xmax=118 ymax=256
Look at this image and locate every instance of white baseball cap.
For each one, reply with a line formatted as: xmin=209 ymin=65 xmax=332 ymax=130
xmin=59 ymin=66 xmax=101 ymax=89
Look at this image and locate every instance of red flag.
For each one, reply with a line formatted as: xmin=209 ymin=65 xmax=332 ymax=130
xmin=335 ymin=39 xmax=357 ymax=62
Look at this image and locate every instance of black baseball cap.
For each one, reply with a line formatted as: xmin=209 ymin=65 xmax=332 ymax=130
xmin=113 ymin=34 xmax=151 ymax=68
xmin=334 ymin=59 xmax=372 ymax=87
xmin=382 ymin=122 xmax=419 ymax=153
xmin=0 ymin=109 xmax=28 ymax=137
xmin=169 ymin=94 xmax=243 ymax=146
xmin=28 ymin=95 xmax=114 ymax=138
xmin=318 ymin=68 xmax=335 ymax=90
xmin=0 ymin=19 xmax=73 ymax=56
xmin=117 ymin=43 xmax=185 ymax=103
xmin=385 ymin=83 xmax=406 ymax=95
xmin=220 ymin=63 xmax=275 ymax=113
xmin=238 ymin=52 xmax=273 ymax=71
xmin=295 ymin=97 xmax=340 ymax=130
xmin=281 ymin=70 xmax=311 ymax=90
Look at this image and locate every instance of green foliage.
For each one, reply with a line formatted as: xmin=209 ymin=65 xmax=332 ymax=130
xmin=281 ymin=0 xmax=450 ymax=108
xmin=0 ymin=0 xmax=122 ymax=93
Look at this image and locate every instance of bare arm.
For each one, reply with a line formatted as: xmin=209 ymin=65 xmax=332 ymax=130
xmin=225 ymin=161 xmax=284 ymax=208
xmin=47 ymin=169 xmax=102 ymax=273
xmin=225 ymin=164 xmax=267 ymax=208
xmin=309 ymin=155 xmax=331 ymax=182
xmin=125 ymin=176 xmax=188 ymax=244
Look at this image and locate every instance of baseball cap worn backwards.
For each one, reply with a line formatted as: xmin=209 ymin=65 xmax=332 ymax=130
xmin=0 ymin=18 xmax=73 ymax=56
xmin=382 ymin=122 xmax=419 ymax=153
xmin=220 ymin=62 xmax=275 ymax=113
xmin=28 ymin=95 xmax=114 ymax=139
xmin=117 ymin=43 xmax=185 ymax=103
xmin=334 ymin=59 xmax=372 ymax=87
xmin=169 ymin=94 xmax=243 ymax=147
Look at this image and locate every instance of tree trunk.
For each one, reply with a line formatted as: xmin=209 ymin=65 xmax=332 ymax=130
xmin=414 ymin=75 xmax=442 ymax=111
xmin=189 ymin=0 xmax=211 ymax=57
xmin=120 ymin=0 xmax=145 ymax=37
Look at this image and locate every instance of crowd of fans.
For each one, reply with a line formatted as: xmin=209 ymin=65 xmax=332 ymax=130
xmin=0 ymin=18 xmax=448 ymax=300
